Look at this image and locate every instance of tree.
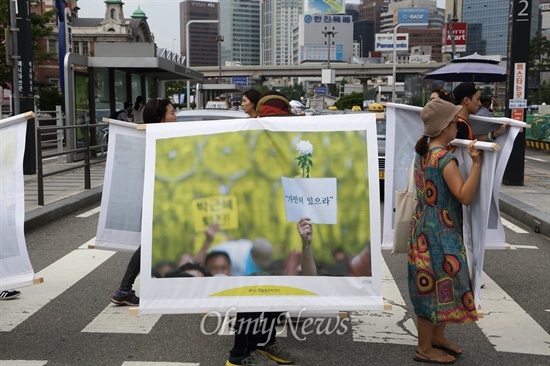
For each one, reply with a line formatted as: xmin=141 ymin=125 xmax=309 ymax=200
xmin=36 ymin=87 xmax=64 ymax=111
xmin=528 ymin=33 xmax=550 ymax=104
xmin=334 ymin=92 xmax=364 ymax=110
xmin=0 ymin=4 xmax=56 ymax=88
xmin=30 ymin=9 xmax=57 ymax=65
xmin=0 ymin=1 xmax=10 ymax=88
xmin=280 ymin=83 xmax=304 ymax=101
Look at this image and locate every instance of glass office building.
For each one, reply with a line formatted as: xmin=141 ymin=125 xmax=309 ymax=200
xmin=462 ymin=0 xmax=509 ymax=56
xmin=462 ymin=0 xmax=540 ymax=57
xmin=219 ymin=0 xmax=261 ymax=66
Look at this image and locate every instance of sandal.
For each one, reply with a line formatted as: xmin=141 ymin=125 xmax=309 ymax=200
xmin=413 ymin=350 xmax=455 ymax=364
xmin=432 ymin=342 xmax=463 ymax=356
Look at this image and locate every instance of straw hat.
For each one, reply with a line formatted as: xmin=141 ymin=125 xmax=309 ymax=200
xmin=421 ymin=98 xmax=463 ymax=137
xmin=256 ymin=95 xmax=292 ymax=117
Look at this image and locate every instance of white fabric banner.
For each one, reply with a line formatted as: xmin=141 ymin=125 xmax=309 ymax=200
xmin=140 ymin=114 xmax=384 ymax=314
xmin=95 ymin=120 xmax=145 ymax=252
xmin=383 ymin=104 xmax=525 ymax=310
xmin=0 ymin=112 xmax=36 ymax=291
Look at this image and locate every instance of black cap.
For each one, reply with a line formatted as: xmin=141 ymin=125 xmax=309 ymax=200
xmin=452 ymin=83 xmax=479 ymax=105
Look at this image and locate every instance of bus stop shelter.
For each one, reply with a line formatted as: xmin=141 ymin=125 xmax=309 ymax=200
xmin=63 ymin=42 xmax=203 ymax=156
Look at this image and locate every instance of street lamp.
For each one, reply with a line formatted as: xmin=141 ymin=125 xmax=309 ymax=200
xmin=321 ymin=30 xmax=337 ymax=70
xmin=172 ymin=38 xmax=176 ymax=52
xmin=216 ymin=35 xmax=224 ymax=83
xmin=359 ymin=34 xmax=363 ymax=58
xmin=186 ymin=19 xmax=219 ymax=109
xmin=391 ymin=24 xmax=403 ymax=103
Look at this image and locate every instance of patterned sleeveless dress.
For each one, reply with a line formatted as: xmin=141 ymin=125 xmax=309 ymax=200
xmin=407 ymin=147 xmax=478 ymax=325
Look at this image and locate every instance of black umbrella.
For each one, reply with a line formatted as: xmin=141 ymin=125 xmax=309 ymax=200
xmin=424 ymin=53 xmax=506 ymax=83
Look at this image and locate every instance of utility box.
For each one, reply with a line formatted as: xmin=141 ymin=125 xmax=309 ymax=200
xmin=322 ymin=69 xmax=335 ymax=84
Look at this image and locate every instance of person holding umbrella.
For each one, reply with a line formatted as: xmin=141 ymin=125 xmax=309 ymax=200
xmin=452 ymin=83 xmax=507 ymax=142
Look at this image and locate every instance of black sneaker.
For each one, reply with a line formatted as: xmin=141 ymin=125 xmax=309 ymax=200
xmin=226 ymin=351 xmax=278 ymax=366
xmin=257 ymin=341 xmax=293 ymax=364
xmin=0 ymin=289 xmax=21 ymax=300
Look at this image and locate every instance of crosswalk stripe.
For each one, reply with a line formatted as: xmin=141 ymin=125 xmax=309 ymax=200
xmin=122 ymin=362 xmax=200 ymax=366
xmin=76 ymin=206 xmax=101 ymax=218
xmin=0 ymin=362 xmax=48 ymax=366
xmin=83 ymin=277 xmax=161 ymax=334
xmin=0 ymin=239 xmax=115 ymax=332
xmin=508 ymin=244 xmax=539 ymax=250
xmin=352 ymin=256 xmax=417 ymax=345
xmin=478 ymin=271 xmax=550 ymax=355
xmin=3 ymin=236 xmax=549 ymax=359
xmin=501 ymin=218 xmax=529 ymax=234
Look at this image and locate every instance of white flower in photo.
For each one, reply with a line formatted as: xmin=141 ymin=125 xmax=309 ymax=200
xmin=296 ymin=140 xmax=314 ymax=155
xmin=295 ymin=140 xmax=314 ymax=178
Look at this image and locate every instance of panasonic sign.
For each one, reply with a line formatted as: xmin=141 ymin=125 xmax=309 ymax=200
xmin=374 ymin=33 xmax=409 ymax=52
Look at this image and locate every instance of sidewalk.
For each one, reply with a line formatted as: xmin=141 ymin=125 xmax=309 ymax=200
xmin=22 ymin=156 xmax=550 ymax=237
xmin=24 ymin=160 xmax=105 ymax=231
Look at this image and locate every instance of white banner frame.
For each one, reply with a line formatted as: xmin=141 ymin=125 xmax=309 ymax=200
xmin=95 ymin=119 xmax=145 ymax=252
xmin=0 ymin=112 xmax=36 ymax=291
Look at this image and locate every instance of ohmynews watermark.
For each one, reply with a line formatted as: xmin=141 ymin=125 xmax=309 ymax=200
xmin=200 ymin=308 xmax=350 ymax=344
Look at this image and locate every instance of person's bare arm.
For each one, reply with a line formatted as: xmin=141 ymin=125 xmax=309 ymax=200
xmin=297 ymin=217 xmax=316 ymax=276
xmin=443 ymin=140 xmax=482 ymax=206
xmin=192 ymin=223 xmax=220 ymax=264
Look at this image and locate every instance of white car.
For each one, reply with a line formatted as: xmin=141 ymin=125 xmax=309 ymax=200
xmin=175 ymin=109 xmax=248 ymax=122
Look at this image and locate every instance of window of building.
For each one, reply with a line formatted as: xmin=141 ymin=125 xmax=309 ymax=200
xmin=110 ymin=9 xmax=116 ymax=19
xmin=48 ymin=39 xmax=58 ymax=54
xmin=49 ymin=78 xmax=60 ymax=90
xmin=82 ymin=42 xmax=89 ymax=56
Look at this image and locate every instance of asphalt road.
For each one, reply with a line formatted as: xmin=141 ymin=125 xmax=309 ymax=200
xmin=1 ymin=197 xmax=548 ymax=366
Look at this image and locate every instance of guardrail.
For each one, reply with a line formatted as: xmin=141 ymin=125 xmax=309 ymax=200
xmin=526 ymin=114 xmax=550 ymax=151
xmin=35 ymin=121 xmax=107 ymax=205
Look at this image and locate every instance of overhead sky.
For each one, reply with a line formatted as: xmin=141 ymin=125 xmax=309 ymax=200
xmin=78 ymin=0 xmax=446 ymax=54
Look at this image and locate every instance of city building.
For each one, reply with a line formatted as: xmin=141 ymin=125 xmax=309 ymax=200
xmin=296 ymin=14 xmax=354 ymax=64
xmin=375 ymin=1 xmax=445 ymax=63
xmin=444 ymin=0 xmax=541 ymax=57
xmin=32 ymin=0 xmax=154 ymax=89
xmin=358 ymin=0 xmax=388 ymax=33
xmin=179 ymin=0 xmax=219 ymax=67
xmin=379 ymin=0 xmax=444 ymax=33
xmin=542 ymin=0 xmax=550 ymax=34
xmin=219 ymin=0 xmax=260 ymax=66
xmin=261 ymin=0 xmax=304 ymax=65
xmin=354 ymin=20 xmax=376 ymax=58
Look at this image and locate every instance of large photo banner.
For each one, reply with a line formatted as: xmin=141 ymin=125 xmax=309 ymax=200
xmin=140 ymin=114 xmax=383 ymax=314
xmin=95 ymin=120 xmax=145 ymax=252
xmin=0 ymin=112 xmax=36 ymax=291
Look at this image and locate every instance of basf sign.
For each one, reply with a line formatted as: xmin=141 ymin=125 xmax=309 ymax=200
xmin=397 ymin=8 xmax=429 ymax=25
xmin=441 ymin=23 xmax=467 ymax=53
xmin=375 ymin=33 xmax=409 ymax=52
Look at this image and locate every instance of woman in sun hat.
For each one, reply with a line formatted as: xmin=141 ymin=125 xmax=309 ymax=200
xmin=408 ymin=98 xmax=482 ymax=365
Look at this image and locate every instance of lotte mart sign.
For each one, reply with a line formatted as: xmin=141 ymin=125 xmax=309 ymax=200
xmin=441 ymin=23 xmax=467 ymax=53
